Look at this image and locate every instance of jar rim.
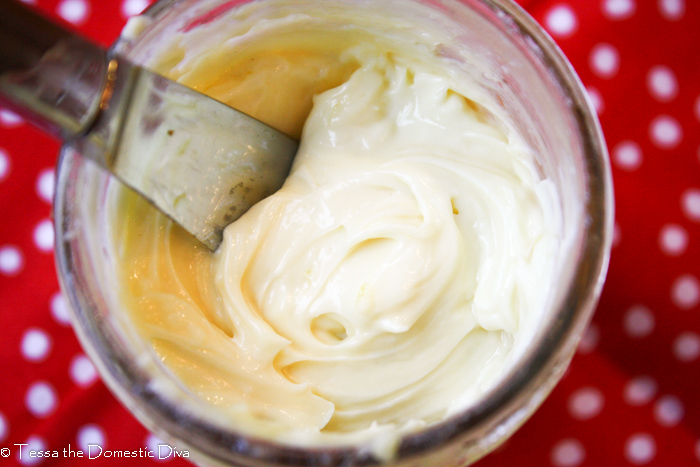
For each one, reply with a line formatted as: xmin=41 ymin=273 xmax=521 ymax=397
xmin=54 ymin=0 xmax=613 ymax=464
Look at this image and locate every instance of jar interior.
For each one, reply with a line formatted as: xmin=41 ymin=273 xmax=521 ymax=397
xmin=54 ymin=0 xmax=609 ymax=465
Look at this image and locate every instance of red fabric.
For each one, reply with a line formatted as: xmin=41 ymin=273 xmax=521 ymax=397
xmin=0 ymin=0 xmax=698 ymax=466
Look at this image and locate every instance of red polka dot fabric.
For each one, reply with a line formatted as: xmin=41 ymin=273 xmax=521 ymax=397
xmin=0 ymin=0 xmax=698 ymax=466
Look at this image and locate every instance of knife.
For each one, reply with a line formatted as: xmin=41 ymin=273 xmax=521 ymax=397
xmin=0 ymin=0 xmax=298 ymax=250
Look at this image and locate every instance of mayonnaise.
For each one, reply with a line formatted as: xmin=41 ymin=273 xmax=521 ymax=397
xmin=111 ymin=0 xmax=562 ymax=453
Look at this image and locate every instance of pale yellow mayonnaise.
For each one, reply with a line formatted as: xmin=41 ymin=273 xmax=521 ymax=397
xmin=112 ymin=0 xmax=562 ymax=453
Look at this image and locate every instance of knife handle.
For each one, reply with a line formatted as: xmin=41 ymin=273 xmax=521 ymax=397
xmin=0 ymin=0 xmax=108 ymax=140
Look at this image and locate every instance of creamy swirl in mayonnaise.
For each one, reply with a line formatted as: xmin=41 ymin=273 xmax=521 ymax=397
xmin=113 ymin=0 xmax=562 ymax=452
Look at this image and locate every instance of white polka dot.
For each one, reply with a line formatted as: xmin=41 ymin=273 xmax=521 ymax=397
xmin=671 ymin=274 xmax=700 ymax=310
xmin=36 ymin=168 xmax=55 ymax=204
xmin=25 ymin=382 xmax=57 ymax=418
xmin=0 ymin=108 xmax=23 ymax=127
xmin=658 ymin=0 xmax=685 ymax=20
xmin=612 ymin=222 xmax=621 ymax=248
xmin=70 ymin=354 xmax=98 ymax=387
xmin=625 ymin=433 xmax=656 ymax=464
xmin=78 ymin=424 xmax=106 ymax=452
xmin=51 ymin=292 xmax=71 ymax=326
xmin=57 ymin=0 xmax=89 ymax=24
xmin=695 ymin=95 xmax=700 ymax=122
xmin=695 ymin=439 xmax=700 ymax=462
xmin=613 ymin=141 xmax=642 ymax=170
xmin=624 ymin=305 xmax=655 ymax=338
xmin=0 ymin=245 xmax=23 ymax=276
xmin=17 ymin=436 xmax=46 ymax=466
xmin=577 ymin=322 xmax=600 ymax=354
xmin=122 ymin=0 xmax=149 ymax=17
xmin=650 ymin=115 xmax=682 ymax=149
xmin=0 ymin=412 xmax=7 ymax=443
xmin=146 ymin=434 xmax=172 ymax=463
xmin=590 ymin=44 xmax=619 ymax=79
xmin=624 ymin=376 xmax=658 ymax=406
xmin=647 ymin=66 xmax=678 ymax=102
xmin=603 ymin=0 xmax=636 ymax=19
xmin=551 ymin=438 xmax=585 ymax=467
xmin=33 ymin=220 xmax=54 ymax=253
xmin=546 ymin=5 xmax=577 ymax=38
xmin=568 ymin=387 xmax=604 ymax=420
xmin=21 ymin=328 xmax=52 ymax=362
xmin=674 ymin=332 xmax=700 ymax=362
xmin=19 ymin=0 xmax=36 ymax=3
xmin=0 ymin=148 xmax=10 ymax=181
xmin=653 ymin=395 xmax=684 ymax=427
xmin=586 ymin=86 xmax=604 ymax=114
xmin=659 ymin=224 xmax=688 ymax=256
xmin=681 ymin=188 xmax=700 ymax=222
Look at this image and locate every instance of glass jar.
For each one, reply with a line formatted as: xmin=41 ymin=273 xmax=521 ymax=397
xmin=53 ymin=0 xmax=613 ymax=465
